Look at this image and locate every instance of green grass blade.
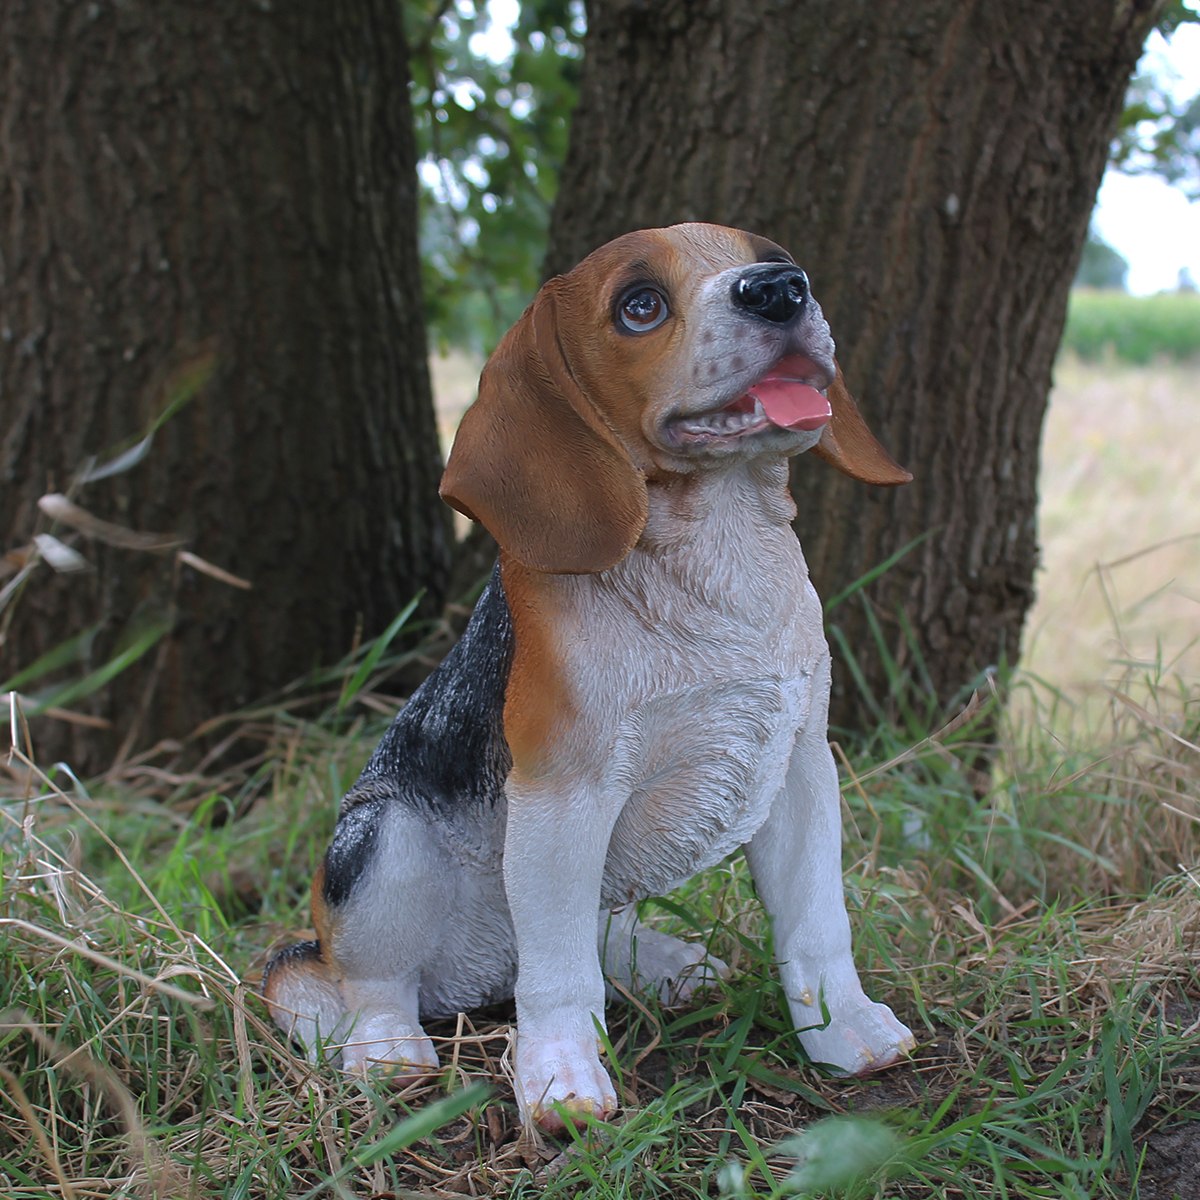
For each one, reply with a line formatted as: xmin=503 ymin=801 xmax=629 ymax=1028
xmin=0 ymin=625 xmax=99 ymax=692
xmin=823 ymin=531 xmax=932 ymax=613
xmin=23 ymin=618 xmax=170 ymax=715
xmin=335 ymin=594 xmax=423 ymax=713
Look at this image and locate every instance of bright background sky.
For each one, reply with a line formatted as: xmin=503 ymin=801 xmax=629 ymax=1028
xmin=1091 ymin=22 xmax=1200 ymax=293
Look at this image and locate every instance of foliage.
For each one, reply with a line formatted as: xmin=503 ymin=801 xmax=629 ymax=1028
xmin=1113 ymin=77 xmax=1200 ymax=201
xmin=1111 ymin=1 xmax=1200 ymax=198
xmin=1061 ymin=288 xmax=1200 ymax=362
xmin=405 ymin=0 xmax=584 ymax=353
xmin=1074 ymin=226 xmax=1130 ymax=290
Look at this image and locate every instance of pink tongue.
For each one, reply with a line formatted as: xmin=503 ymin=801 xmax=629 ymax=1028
xmin=749 ymin=380 xmax=833 ymax=431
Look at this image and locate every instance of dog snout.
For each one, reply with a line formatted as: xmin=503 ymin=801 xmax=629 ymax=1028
xmin=732 ymin=265 xmax=810 ymax=324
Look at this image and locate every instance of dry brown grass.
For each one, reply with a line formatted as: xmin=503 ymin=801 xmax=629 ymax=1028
xmin=1022 ymin=354 xmax=1200 ymax=703
xmin=1 ymin=694 xmax=1196 ymax=1198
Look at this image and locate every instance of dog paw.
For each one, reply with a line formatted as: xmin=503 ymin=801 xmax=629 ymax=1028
xmin=793 ymin=995 xmax=915 ymax=1076
xmin=514 ymin=1034 xmax=618 ymax=1133
xmin=339 ymin=1011 xmax=440 ymax=1078
xmin=652 ymin=942 xmax=730 ymax=1007
xmin=602 ymin=916 xmax=729 ymax=1007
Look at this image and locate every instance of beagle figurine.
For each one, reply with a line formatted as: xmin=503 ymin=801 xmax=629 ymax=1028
xmin=264 ymin=222 xmax=916 ymax=1131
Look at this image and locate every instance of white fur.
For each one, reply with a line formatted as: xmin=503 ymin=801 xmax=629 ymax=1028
xmin=599 ymin=906 xmax=729 ymax=1004
xmin=503 ymin=460 xmax=913 ymax=1123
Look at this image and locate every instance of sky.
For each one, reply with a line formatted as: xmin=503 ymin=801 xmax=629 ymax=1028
xmin=1093 ymin=22 xmax=1200 ymax=293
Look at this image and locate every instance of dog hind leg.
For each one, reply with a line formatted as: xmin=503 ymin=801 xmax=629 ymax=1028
xmin=263 ymin=939 xmax=353 ymax=1056
xmin=265 ymin=796 xmax=454 ymax=1075
xmin=598 ymin=907 xmax=729 ymax=1006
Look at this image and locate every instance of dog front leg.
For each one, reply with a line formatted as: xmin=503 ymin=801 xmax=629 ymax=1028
xmin=745 ymin=726 xmax=915 ymax=1074
xmin=504 ymin=773 xmax=620 ymax=1132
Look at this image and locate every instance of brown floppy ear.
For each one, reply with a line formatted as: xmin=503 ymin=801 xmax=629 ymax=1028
xmin=813 ymin=364 xmax=913 ymax=486
xmin=439 ymin=284 xmax=649 ymax=574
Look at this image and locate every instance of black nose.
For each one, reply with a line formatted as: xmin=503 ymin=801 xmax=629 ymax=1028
xmin=732 ymin=265 xmax=810 ymax=324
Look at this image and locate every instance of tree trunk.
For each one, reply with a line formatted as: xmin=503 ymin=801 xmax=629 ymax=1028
xmin=1 ymin=0 xmax=449 ymax=773
xmin=545 ymin=0 xmax=1162 ymax=732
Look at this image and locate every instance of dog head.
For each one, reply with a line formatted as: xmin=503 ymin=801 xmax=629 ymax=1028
xmin=441 ymin=223 xmax=910 ymax=574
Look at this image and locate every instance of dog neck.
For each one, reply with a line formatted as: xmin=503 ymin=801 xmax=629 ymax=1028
xmin=597 ymin=454 xmax=811 ymax=631
xmin=499 ymin=453 xmax=815 ymax=644
xmin=640 ymin=454 xmax=799 ymax=550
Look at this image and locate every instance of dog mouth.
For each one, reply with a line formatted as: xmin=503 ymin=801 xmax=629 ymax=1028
xmin=670 ymin=355 xmax=833 ymax=445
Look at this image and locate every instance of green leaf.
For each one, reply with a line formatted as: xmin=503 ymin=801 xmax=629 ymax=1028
xmin=348 ymin=1084 xmax=490 ymax=1167
xmin=777 ymin=1116 xmax=902 ymax=1193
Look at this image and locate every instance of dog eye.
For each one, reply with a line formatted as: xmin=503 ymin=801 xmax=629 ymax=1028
xmin=617 ymin=287 xmax=669 ymax=333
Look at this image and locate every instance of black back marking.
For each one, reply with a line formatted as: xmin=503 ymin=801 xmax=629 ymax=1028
xmin=320 ymin=565 xmax=514 ymax=909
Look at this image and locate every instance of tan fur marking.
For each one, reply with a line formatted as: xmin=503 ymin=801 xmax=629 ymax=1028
xmin=501 ymin=558 xmax=576 ymax=781
xmin=262 ymin=958 xmax=288 ymax=1007
xmin=441 ymin=284 xmax=648 ymax=575
xmin=547 ymin=226 xmax=752 ymax=461
xmin=309 ymin=861 xmax=340 ymax=976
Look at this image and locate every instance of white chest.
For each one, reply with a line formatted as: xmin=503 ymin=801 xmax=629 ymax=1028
xmin=548 ymin=464 xmax=830 ymax=904
xmin=599 ymin=671 xmax=814 ymax=904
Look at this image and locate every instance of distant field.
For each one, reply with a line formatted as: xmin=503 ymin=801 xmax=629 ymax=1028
xmin=1062 ymin=288 xmax=1200 ymax=364
xmin=1022 ymin=353 xmax=1200 ymax=700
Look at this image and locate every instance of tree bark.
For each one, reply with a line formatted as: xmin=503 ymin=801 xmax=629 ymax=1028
xmin=545 ymin=0 xmax=1163 ymax=731
xmin=1 ymin=0 xmax=449 ymax=772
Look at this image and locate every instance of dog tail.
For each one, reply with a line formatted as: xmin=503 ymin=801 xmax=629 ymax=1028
xmin=262 ymin=940 xmax=349 ymax=1061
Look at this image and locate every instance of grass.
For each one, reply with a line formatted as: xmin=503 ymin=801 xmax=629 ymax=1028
xmin=1021 ymin=354 xmax=1200 ymax=726
xmin=1 ymin=671 xmax=1196 ymax=1198
xmin=1 ymin=357 xmax=1198 ymax=1198
xmin=1062 ymin=290 xmax=1200 ymax=364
